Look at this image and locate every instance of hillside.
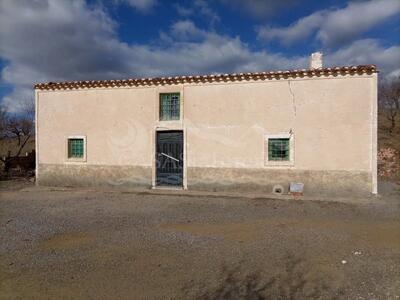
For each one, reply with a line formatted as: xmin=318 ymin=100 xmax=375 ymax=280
xmin=0 ymin=137 xmax=35 ymax=158
xmin=378 ymin=113 xmax=400 ymax=183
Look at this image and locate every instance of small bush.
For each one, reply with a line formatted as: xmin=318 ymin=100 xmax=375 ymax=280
xmin=378 ymin=147 xmax=400 ymax=182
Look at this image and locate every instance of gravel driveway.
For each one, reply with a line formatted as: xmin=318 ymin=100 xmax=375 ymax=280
xmin=1 ymin=180 xmax=399 ymax=299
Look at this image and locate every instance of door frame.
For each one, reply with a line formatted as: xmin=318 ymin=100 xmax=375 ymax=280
xmin=152 ymin=128 xmax=187 ymax=189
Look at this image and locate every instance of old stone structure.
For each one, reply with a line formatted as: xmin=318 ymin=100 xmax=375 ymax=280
xmin=35 ymin=56 xmax=378 ymax=196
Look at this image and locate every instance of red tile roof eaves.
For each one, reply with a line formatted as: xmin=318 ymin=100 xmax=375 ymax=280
xmin=34 ymin=65 xmax=377 ymax=91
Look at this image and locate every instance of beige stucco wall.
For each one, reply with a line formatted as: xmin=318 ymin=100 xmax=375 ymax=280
xmin=185 ymin=77 xmax=374 ymax=170
xmin=36 ymin=73 xmax=377 ymax=195
xmin=37 ymin=88 xmax=156 ymax=166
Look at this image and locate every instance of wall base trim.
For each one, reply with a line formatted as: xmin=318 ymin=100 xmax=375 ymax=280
xmin=37 ymin=164 xmax=152 ymax=187
xmin=38 ymin=164 xmax=372 ymax=196
xmin=187 ymin=167 xmax=372 ymax=197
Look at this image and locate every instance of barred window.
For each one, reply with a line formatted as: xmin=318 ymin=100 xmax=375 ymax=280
xmin=68 ymin=138 xmax=84 ymax=158
xmin=268 ymin=138 xmax=290 ymax=161
xmin=160 ymin=93 xmax=180 ymax=121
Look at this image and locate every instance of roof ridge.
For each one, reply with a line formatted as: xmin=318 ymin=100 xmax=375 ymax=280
xmin=34 ymin=65 xmax=378 ymax=91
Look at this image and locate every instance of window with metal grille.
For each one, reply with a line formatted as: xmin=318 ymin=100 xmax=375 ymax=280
xmin=160 ymin=93 xmax=180 ymax=121
xmin=268 ymin=138 xmax=290 ymax=161
xmin=68 ymin=138 xmax=84 ymax=158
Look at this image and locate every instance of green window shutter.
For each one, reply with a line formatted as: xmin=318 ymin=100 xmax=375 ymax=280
xmin=68 ymin=138 xmax=84 ymax=158
xmin=268 ymin=138 xmax=290 ymax=161
xmin=160 ymin=93 xmax=180 ymax=121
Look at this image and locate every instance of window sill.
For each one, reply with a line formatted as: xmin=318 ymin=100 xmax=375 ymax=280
xmin=65 ymin=158 xmax=87 ymax=164
xmin=159 ymin=118 xmax=181 ymax=122
xmin=264 ymin=161 xmax=294 ymax=167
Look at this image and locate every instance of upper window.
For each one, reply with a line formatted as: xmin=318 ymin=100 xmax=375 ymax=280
xmin=268 ymin=138 xmax=290 ymax=161
xmin=160 ymin=93 xmax=180 ymax=121
xmin=68 ymin=138 xmax=84 ymax=158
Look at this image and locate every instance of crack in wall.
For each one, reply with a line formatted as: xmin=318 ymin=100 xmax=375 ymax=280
xmin=288 ymin=80 xmax=297 ymax=117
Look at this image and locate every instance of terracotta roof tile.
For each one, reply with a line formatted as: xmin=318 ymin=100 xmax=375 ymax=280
xmin=34 ymin=65 xmax=377 ymax=91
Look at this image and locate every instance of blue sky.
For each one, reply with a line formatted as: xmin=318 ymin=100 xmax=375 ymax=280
xmin=0 ymin=0 xmax=399 ymax=112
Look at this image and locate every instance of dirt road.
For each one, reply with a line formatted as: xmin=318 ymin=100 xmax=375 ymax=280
xmin=1 ymin=181 xmax=399 ymax=299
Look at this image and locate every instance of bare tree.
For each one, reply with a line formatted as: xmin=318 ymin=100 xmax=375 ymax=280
xmin=379 ymin=78 xmax=400 ymax=134
xmin=0 ymin=106 xmax=7 ymax=139
xmin=0 ymin=99 xmax=35 ymax=173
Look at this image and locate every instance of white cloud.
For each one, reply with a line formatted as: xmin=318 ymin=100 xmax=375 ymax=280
xmin=318 ymin=0 xmax=400 ymax=47
xmin=139 ymin=21 xmax=308 ymax=76
xmin=0 ymin=0 xmax=128 ymax=112
xmin=174 ymin=0 xmax=219 ymax=26
xmin=169 ymin=20 xmax=207 ymax=41
xmin=257 ymin=11 xmax=325 ymax=46
xmin=193 ymin=0 xmax=220 ymax=25
xmin=326 ymin=39 xmax=400 ymax=78
xmin=175 ymin=4 xmax=193 ymax=17
xmin=257 ymin=0 xmax=400 ymax=47
xmin=115 ymin=0 xmax=157 ymax=13
xmin=387 ymin=68 xmax=400 ymax=80
xmin=2 ymin=87 xmax=33 ymax=114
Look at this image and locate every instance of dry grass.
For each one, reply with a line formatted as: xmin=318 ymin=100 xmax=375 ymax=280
xmin=0 ymin=137 xmax=35 ymax=157
xmin=379 ymin=113 xmax=400 ymax=151
xmin=378 ymin=113 xmax=400 ymax=182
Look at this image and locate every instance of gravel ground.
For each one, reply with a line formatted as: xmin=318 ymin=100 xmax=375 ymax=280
xmin=0 ymin=180 xmax=399 ymax=299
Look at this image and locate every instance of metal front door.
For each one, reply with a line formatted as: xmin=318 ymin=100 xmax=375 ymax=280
xmin=156 ymin=131 xmax=183 ymax=187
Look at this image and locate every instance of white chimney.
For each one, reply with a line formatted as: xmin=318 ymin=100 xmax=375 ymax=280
xmin=310 ymin=52 xmax=323 ymax=69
